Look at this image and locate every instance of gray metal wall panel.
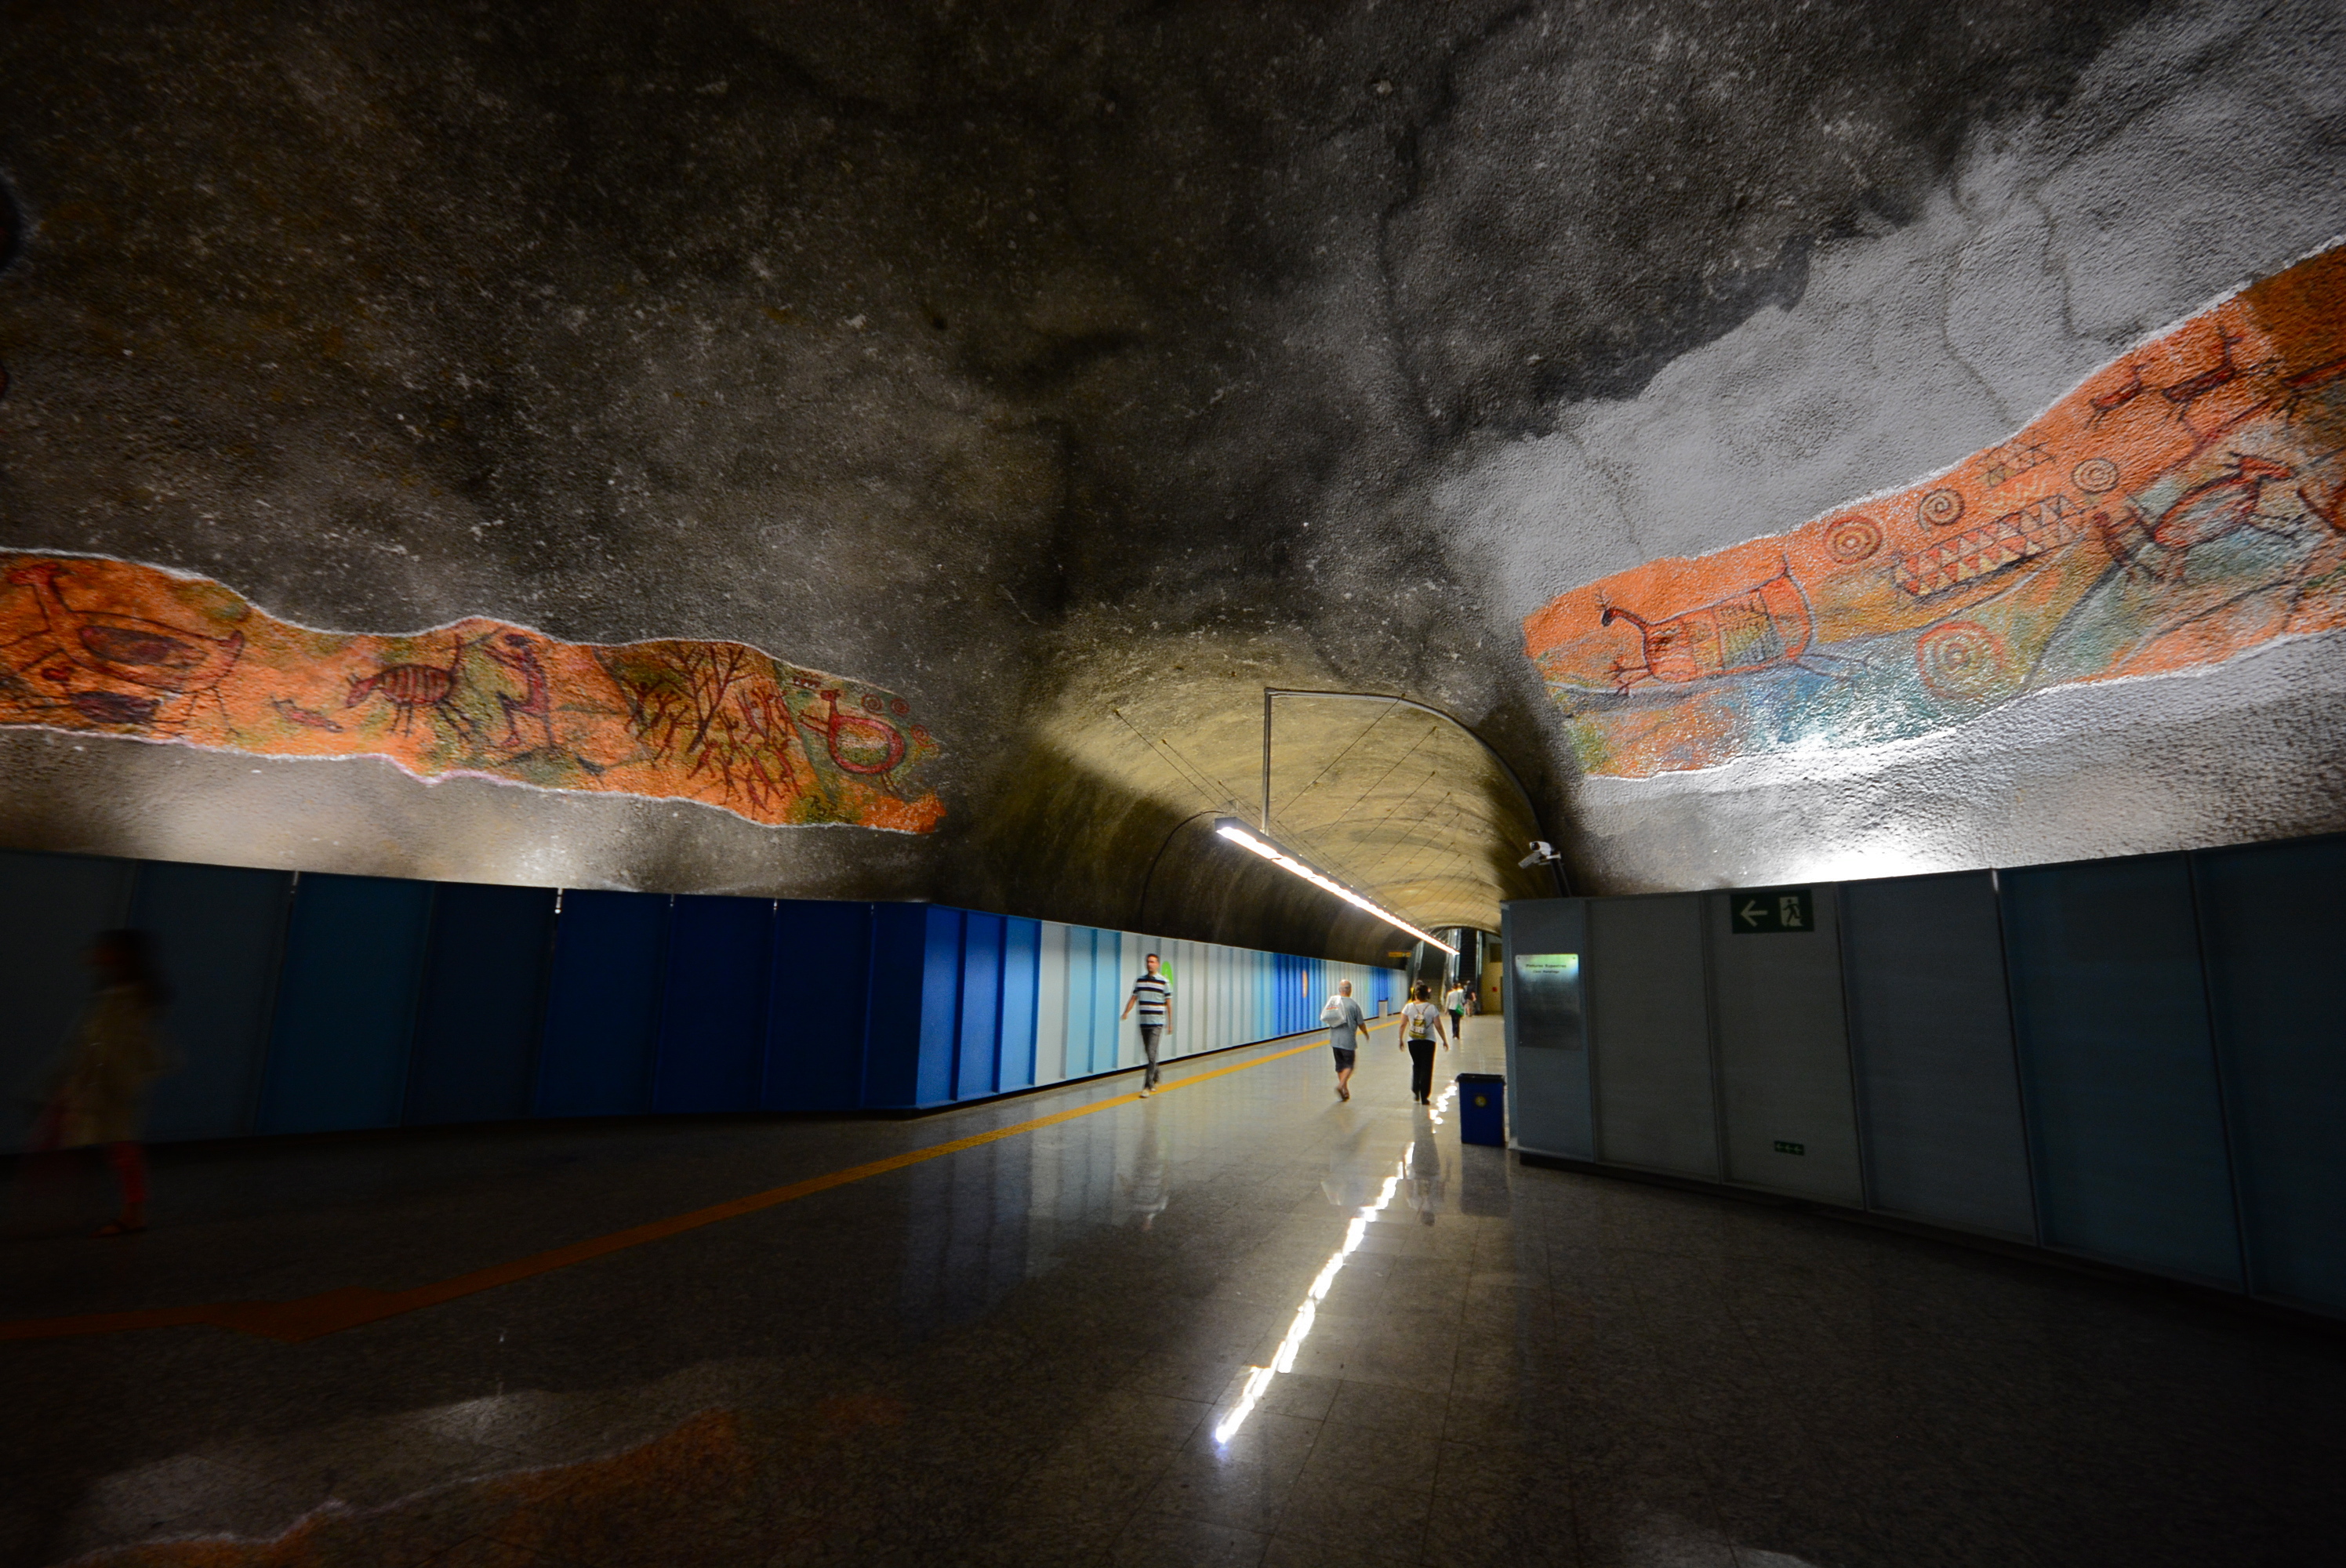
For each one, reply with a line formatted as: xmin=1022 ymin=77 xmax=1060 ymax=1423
xmin=2190 ymin=837 xmax=2346 ymax=1314
xmin=2002 ymin=856 xmax=2242 ymax=1288
xmin=1586 ymin=894 xmax=1718 ymax=1178
xmin=1707 ymin=887 xmax=1863 ymax=1206
xmin=1501 ymin=898 xmax=1592 ymax=1159
xmin=1841 ymin=872 xmax=2036 ymax=1240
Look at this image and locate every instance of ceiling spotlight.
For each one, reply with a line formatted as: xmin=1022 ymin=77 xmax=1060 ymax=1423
xmin=1212 ymin=818 xmax=1458 ymax=955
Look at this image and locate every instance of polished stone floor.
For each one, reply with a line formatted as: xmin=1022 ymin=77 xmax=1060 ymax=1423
xmin=5 ymin=1014 xmax=2344 ymax=1567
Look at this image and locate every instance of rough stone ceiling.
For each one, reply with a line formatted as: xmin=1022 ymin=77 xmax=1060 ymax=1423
xmin=9 ymin=0 xmax=2334 ymax=961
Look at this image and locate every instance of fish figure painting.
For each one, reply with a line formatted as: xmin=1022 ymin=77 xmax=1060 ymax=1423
xmin=1523 ymin=242 xmax=2346 ymax=778
xmin=0 ymin=557 xmax=945 ymax=832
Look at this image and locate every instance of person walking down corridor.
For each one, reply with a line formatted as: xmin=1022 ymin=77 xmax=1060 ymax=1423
xmin=34 ymin=930 xmax=173 ymax=1236
xmin=1119 ymin=953 xmax=1172 ymax=1097
xmin=1398 ymin=982 xmax=1450 ymax=1105
xmin=1321 ymin=980 xmax=1367 ymax=1102
xmin=1444 ymin=981 xmax=1469 ymax=1044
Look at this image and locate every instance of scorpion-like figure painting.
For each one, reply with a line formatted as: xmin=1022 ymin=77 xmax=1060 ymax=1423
xmin=1526 ymin=242 xmax=2346 ymax=778
xmin=0 ymin=562 xmax=943 ymax=833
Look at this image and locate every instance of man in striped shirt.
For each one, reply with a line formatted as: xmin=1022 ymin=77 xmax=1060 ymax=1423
xmin=1119 ymin=953 xmax=1172 ymax=1096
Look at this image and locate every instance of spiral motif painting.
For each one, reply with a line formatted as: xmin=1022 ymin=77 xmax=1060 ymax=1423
xmin=1915 ymin=621 xmax=2008 ymax=703
xmin=1919 ymin=488 xmax=1966 ymax=527
xmin=1522 ymin=241 xmax=2346 ymax=779
xmin=1826 ymin=517 xmax=1884 ymax=562
xmin=2072 ymin=457 xmax=2120 ymax=493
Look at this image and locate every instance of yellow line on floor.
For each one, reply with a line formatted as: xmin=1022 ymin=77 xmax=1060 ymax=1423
xmin=2 ymin=1018 xmax=1400 ymax=1345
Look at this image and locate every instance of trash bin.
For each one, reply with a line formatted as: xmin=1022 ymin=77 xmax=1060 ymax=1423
xmin=1456 ymin=1073 xmax=1505 ymax=1147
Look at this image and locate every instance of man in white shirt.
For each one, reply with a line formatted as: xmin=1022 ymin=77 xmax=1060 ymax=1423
xmin=1444 ymin=982 xmax=1469 ymax=1044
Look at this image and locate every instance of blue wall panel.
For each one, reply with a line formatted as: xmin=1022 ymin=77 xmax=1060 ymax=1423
xmin=535 ymin=891 xmax=670 ymax=1117
xmin=257 ymin=873 xmax=434 ymax=1134
xmin=765 ymin=900 xmax=871 ymax=1112
xmin=1503 ymin=898 xmax=1592 ymax=1160
xmin=2002 ymin=857 xmax=2242 ymax=1287
xmin=956 ymin=913 xmax=1004 ymax=1102
xmin=0 ymin=851 xmax=136 ymax=1155
xmin=866 ymin=904 xmax=961 ymax=1107
xmin=2192 ymin=836 xmax=2346 ymax=1315
xmin=998 ymin=918 xmax=1040 ymax=1091
xmin=656 ymin=895 xmax=775 ymax=1114
xmin=405 ymin=882 xmax=556 ymax=1126
xmin=132 ymin=861 xmax=292 ymax=1144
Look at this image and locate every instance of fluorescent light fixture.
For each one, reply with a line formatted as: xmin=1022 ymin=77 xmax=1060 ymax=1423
xmin=1212 ymin=818 xmax=1458 ymax=955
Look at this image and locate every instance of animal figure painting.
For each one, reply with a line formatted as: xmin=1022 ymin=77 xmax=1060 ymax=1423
xmin=0 ymin=561 xmax=944 ymax=832
xmin=1524 ymin=243 xmax=2346 ymax=777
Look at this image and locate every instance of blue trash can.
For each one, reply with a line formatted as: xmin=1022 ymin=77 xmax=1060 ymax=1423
xmin=1456 ymin=1073 xmax=1505 ymax=1147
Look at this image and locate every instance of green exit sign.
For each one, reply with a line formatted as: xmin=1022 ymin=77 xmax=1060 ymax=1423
xmin=1732 ymin=888 xmax=1814 ymax=934
xmin=1773 ymin=1140 xmax=1806 ymax=1156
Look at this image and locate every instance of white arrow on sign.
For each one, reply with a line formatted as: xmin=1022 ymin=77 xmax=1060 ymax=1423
xmin=1738 ymin=899 xmax=1766 ymax=927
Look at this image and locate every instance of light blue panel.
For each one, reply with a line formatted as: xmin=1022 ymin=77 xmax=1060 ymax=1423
xmin=1842 ymin=872 xmax=2036 ymax=1240
xmin=2193 ymin=835 xmax=2346 ymax=1315
xmin=2003 ymin=857 xmax=2242 ymax=1288
xmin=0 ymin=851 xmax=138 ymax=1154
xmin=129 ymin=860 xmax=291 ymax=1144
xmin=1503 ymin=898 xmax=1593 ymax=1160
xmin=535 ymin=890 xmax=669 ymax=1117
xmin=258 ymin=873 xmax=434 ymax=1134
xmin=999 ymin=918 xmax=1040 ymax=1091
xmin=956 ymin=911 xmax=1004 ymax=1101
xmin=1033 ymin=923 xmax=1069 ymax=1085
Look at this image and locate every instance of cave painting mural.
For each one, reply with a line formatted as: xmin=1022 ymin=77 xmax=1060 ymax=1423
xmin=0 ymin=557 xmax=944 ymax=831
xmin=1524 ymin=242 xmax=2346 ymax=778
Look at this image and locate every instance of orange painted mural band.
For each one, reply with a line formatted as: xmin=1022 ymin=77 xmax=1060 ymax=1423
xmin=0 ymin=557 xmax=943 ymax=832
xmin=1524 ymin=242 xmax=2346 ymax=778
xmin=0 ymin=1022 xmax=1397 ymax=1345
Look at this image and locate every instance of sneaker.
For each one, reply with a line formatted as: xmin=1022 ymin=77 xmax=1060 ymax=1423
xmin=1138 ymin=1087 xmax=1152 ymax=1098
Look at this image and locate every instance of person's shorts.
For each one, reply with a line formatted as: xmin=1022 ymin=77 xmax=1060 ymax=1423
xmin=1331 ymin=1047 xmax=1356 ymax=1072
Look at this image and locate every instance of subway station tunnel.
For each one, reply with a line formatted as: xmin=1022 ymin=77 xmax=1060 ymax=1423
xmin=3 ymin=2 xmax=2345 ymax=1563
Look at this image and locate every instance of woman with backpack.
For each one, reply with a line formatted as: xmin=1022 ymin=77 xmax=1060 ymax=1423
xmin=1397 ymin=982 xmax=1450 ymax=1105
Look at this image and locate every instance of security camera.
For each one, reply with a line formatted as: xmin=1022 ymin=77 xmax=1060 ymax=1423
xmin=1517 ymin=840 xmax=1559 ymax=869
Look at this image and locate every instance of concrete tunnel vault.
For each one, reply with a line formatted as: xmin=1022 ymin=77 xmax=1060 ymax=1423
xmin=1 ymin=0 xmax=2343 ymax=965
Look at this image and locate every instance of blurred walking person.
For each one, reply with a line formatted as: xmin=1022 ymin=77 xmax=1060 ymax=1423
xmin=1120 ymin=952 xmax=1172 ymax=1097
xmin=1397 ymin=982 xmax=1450 ymax=1105
xmin=33 ymin=931 xmax=172 ymax=1236
xmin=1444 ymin=980 xmax=1469 ymax=1044
xmin=1320 ymin=979 xmax=1367 ymax=1102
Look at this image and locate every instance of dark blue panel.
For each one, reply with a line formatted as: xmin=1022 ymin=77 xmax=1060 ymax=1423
xmin=956 ymin=913 xmax=1004 ymax=1102
xmin=257 ymin=873 xmax=434 ymax=1134
xmin=1843 ymin=872 xmax=2036 ymax=1240
xmin=2002 ymin=857 xmax=2242 ymax=1287
xmin=863 ymin=904 xmax=961 ymax=1108
xmin=2192 ymin=835 xmax=2346 ymax=1315
xmin=405 ymin=882 xmax=556 ymax=1127
xmin=998 ymin=919 xmax=1040 ymax=1091
xmin=536 ymin=890 xmax=670 ymax=1117
xmin=764 ymin=900 xmax=872 ymax=1112
xmin=656 ymin=895 xmax=775 ymax=1114
xmin=0 ymin=851 xmax=136 ymax=1156
xmin=130 ymin=861 xmax=292 ymax=1143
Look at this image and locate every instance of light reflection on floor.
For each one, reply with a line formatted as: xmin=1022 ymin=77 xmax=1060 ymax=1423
xmin=1213 ymin=1080 xmax=1460 ymax=1446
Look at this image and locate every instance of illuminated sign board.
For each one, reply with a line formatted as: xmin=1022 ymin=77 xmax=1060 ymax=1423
xmin=1512 ymin=952 xmax=1583 ymax=1050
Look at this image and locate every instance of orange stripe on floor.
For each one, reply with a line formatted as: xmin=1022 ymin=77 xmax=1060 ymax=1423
xmin=2 ymin=1021 xmax=1398 ymax=1345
